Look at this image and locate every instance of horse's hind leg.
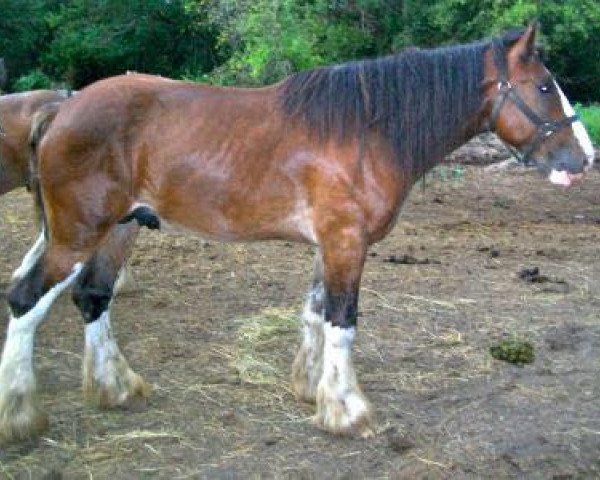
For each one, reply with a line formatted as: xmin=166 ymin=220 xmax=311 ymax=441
xmin=292 ymin=252 xmax=325 ymax=403
xmin=72 ymin=223 xmax=150 ymax=410
xmin=0 ymin=250 xmax=82 ymax=443
xmin=12 ymin=226 xmax=133 ymax=295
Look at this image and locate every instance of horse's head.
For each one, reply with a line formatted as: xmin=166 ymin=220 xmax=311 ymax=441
xmin=485 ymin=23 xmax=595 ymax=187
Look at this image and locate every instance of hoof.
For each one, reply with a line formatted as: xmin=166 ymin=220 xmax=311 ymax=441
xmin=83 ymin=351 xmax=151 ymax=411
xmin=313 ymin=387 xmax=375 ymax=438
xmin=84 ymin=370 xmax=151 ymax=411
xmin=0 ymin=390 xmax=48 ymax=444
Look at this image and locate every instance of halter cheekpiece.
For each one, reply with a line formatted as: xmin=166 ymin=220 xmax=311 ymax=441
xmin=487 ymin=39 xmax=579 ymax=167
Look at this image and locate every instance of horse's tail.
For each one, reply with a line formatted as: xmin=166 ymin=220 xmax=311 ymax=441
xmin=28 ymin=101 xmax=62 ymax=231
xmin=29 ymin=101 xmax=61 ymax=151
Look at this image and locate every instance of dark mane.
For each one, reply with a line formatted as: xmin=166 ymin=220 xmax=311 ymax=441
xmin=280 ymin=38 xmax=494 ymax=176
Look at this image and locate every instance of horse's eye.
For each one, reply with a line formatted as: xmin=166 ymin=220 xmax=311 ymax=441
xmin=538 ymin=83 xmax=552 ymax=94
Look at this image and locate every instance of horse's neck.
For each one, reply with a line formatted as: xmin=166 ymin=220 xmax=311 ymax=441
xmin=427 ymin=106 xmax=488 ymax=172
xmin=451 ymin=117 xmax=486 ymax=154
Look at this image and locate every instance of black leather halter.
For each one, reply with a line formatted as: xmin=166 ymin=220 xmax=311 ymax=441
xmin=487 ymin=39 xmax=579 ymax=167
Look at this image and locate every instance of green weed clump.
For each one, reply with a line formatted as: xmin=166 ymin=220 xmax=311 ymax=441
xmin=490 ymin=339 xmax=534 ymax=365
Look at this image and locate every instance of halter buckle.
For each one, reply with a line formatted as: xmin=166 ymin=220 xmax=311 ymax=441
xmin=540 ymin=122 xmax=555 ymax=137
xmin=497 ymin=80 xmax=512 ymax=91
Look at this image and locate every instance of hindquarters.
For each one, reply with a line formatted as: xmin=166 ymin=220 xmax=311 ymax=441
xmin=36 ymin=88 xmax=140 ymax=256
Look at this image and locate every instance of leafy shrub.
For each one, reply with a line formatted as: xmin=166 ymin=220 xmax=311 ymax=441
xmin=576 ymin=104 xmax=600 ymax=145
xmin=12 ymin=70 xmax=52 ymax=91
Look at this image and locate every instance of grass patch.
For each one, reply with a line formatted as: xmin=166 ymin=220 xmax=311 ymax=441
xmin=575 ymin=103 xmax=600 ymax=145
xmin=233 ymin=307 xmax=298 ymax=385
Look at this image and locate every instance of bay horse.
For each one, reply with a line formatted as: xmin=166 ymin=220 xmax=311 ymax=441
xmin=0 ymin=24 xmax=594 ymax=443
xmin=0 ymin=90 xmax=69 ymax=197
xmin=0 ymin=90 xmax=69 ymax=280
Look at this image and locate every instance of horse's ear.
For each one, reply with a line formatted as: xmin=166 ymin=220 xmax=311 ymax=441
xmin=516 ymin=22 xmax=538 ymax=62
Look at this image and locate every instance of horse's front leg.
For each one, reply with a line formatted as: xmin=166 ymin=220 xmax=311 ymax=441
xmin=312 ymin=227 xmax=374 ymax=438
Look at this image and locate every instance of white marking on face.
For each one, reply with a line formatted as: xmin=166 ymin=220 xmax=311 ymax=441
xmin=554 ymin=80 xmax=595 ymax=166
xmin=12 ymin=231 xmax=46 ymax=281
xmin=0 ymin=263 xmax=82 ymax=392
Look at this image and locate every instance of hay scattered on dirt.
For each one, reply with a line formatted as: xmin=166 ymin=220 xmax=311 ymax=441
xmin=232 ymin=308 xmax=299 ymax=385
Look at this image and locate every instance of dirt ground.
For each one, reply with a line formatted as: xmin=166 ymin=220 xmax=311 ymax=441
xmin=1 ymin=162 xmax=600 ymax=479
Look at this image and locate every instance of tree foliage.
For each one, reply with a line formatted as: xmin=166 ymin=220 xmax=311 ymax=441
xmin=0 ymin=0 xmax=57 ymax=89
xmin=1 ymin=0 xmax=220 ymax=89
xmin=0 ymin=0 xmax=598 ymax=100
xmin=42 ymin=0 xmax=221 ymax=87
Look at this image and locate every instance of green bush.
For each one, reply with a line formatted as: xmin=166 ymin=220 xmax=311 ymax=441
xmin=12 ymin=69 xmax=52 ymax=91
xmin=576 ymin=104 xmax=600 ymax=145
xmin=41 ymin=0 xmax=219 ymax=88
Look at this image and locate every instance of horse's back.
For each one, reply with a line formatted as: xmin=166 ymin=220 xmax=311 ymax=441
xmin=44 ymin=74 xmax=231 ymax=145
xmin=0 ymin=90 xmax=68 ymax=123
xmin=42 ymin=73 xmax=283 ymax=171
xmin=0 ymin=89 xmax=68 ymax=148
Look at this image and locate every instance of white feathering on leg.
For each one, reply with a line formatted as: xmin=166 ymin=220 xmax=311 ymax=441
xmin=314 ymin=323 xmax=374 ymax=437
xmin=0 ymin=263 xmax=82 ymax=442
xmin=83 ymin=309 xmax=150 ymax=408
xmin=291 ymin=288 xmax=325 ymax=402
xmin=1 ymin=262 xmax=83 ymax=382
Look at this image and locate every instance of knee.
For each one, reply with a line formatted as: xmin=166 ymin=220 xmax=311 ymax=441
xmin=7 ymin=264 xmax=45 ymax=318
xmin=72 ymin=268 xmax=113 ymax=324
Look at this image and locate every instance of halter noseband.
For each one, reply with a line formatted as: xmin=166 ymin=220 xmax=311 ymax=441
xmin=487 ymin=39 xmax=579 ymax=167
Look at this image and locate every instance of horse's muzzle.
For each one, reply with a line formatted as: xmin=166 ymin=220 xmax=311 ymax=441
xmin=543 ymin=146 xmax=591 ymax=187
xmin=548 ymin=169 xmax=584 ymax=187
